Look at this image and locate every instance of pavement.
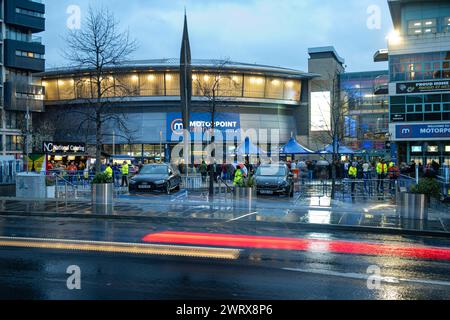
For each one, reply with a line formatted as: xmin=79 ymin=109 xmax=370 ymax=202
xmin=0 ymin=215 xmax=450 ymax=299
xmin=1 ymin=188 xmax=449 ymax=236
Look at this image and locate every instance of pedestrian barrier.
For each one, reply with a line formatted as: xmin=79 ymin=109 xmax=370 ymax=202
xmin=0 ymin=160 xmax=23 ymax=185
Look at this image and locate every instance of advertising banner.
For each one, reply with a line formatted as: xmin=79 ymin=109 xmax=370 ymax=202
xmin=395 ymin=123 xmax=450 ymax=140
xmin=396 ymin=80 xmax=450 ymax=94
xmin=167 ymin=112 xmax=240 ymax=142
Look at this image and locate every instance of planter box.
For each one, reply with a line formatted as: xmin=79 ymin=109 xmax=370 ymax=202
xmin=92 ymin=183 xmax=114 ymax=205
xmin=399 ymin=192 xmax=429 ymax=220
xmin=234 ymin=187 xmax=257 ymax=200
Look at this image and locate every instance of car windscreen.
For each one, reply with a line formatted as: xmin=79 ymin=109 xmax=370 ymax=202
xmin=256 ymin=166 xmax=287 ymax=176
xmin=139 ymin=166 xmax=168 ymax=175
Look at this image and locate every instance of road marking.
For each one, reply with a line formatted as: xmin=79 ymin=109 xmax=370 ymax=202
xmin=142 ymin=231 xmax=450 ymax=261
xmin=283 ymin=267 xmax=450 ymax=287
xmin=0 ymin=236 xmax=240 ymax=260
xmin=226 ymin=212 xmax=258 ymax=222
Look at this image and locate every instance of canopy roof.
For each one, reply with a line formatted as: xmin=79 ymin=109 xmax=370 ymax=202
xmin=236 ymin=138 xmax=266 ymax=155
xmin=320 ymin=144 xmax=355 ymax=154
xmin=280 ymin=137 xmax=314 ymax=154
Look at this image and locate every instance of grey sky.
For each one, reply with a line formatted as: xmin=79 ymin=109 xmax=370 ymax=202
xmin=43 ymin=0 xmax=393 ymax=72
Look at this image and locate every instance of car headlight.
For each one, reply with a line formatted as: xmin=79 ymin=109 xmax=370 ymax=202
xmin=279 ymin=180 xmax=288 ymax=186
xmin=130 ymin=179 xmax=137 ymax=184
xmin=154 ymin=180 xmax=166 ymax=185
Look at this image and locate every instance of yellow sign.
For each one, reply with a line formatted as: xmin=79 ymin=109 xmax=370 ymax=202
xmin=27 ymin=154 xmax=45 ymax=173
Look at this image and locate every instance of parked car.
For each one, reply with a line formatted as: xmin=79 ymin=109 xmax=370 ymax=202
xmin=129 ymin=164 xmax=181 ymax=194
xmin=254 ymin=164 xmax=294 ymax=197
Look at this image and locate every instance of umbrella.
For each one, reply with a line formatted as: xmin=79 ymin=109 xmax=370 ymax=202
xmin=280 ymin=137 xmax=314 ymax=154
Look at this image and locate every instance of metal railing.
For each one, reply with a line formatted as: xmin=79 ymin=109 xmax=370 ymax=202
xmin=295 ymin=175 xmax=418 ymax=202
xmin=52 ymin=173 xmax=79 ymax=202
xmin=0 ymin=160 xmax=23 ymax=185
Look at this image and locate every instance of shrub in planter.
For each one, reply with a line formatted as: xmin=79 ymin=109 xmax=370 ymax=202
xmin=91 ymin=172 xmax=113 ymax=185
xmin=410 ymin=178 xmax=440 ymax=199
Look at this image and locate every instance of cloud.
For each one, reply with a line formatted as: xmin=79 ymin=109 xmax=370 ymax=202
xmin=42 ymin=0 xmax=392 ymax=71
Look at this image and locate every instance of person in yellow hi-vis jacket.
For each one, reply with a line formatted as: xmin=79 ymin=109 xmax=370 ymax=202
xmin=348 ymin=163 xmax=358 ymax=200
xmin=233 ymin=164 xmax=244 ymax=187
xmin=376 ymin=159 xmax=388 ymax=194
xmin=104 ymin=163 xmax=113 ymax=180
xmin=121 ymin=161 xmax=129 ymax=187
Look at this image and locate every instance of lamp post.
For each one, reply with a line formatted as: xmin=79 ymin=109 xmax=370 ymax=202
xmin=159 ymin=130 xmax=163 ymax=163
xmin=25 ymin=104 xmax=30 ymax=173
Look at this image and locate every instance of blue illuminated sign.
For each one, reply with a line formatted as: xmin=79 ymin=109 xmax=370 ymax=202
xmin=167 ymin=112 xmax=240 ymax=142
xmin=396 ymin=123 xmax=450 ymax=140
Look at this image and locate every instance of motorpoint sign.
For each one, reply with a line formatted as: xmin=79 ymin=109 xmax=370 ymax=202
xmin=395 ymin=123 xmax=450 ymax=141
xmin=167 ymin=112 xmax=240 ymax=141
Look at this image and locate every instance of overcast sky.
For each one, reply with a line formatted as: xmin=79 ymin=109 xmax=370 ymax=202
xmin=43 ymin=0 xmax=393 ymax=72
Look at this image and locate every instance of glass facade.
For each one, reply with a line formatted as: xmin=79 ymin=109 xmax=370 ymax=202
xmin=43 ymin=71 xmax=302 ymax=102
xmin=340 ymin=71 xmax=389 ymax=154
xmin=389 ymin=51 xmax=450 ymax=82
xmin=103 ymin=144 xmax=165 ymax=161
xmin=390 ymin=93 xmax=450 ymax=122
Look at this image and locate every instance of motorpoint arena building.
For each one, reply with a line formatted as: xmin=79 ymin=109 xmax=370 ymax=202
xmin=38 ymin=59 xmax=317 ymax=163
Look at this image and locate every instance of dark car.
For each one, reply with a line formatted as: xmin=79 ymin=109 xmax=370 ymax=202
xmin=129 ymin=164 xmax=182 ymax=194
xmin=255 ymin=164 xmax=294 ymax=197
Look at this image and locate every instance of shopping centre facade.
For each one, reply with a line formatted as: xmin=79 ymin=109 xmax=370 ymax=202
xmin=38 ymin=59 xmax=316 ymax=164
xmin=20 ymin=0 xmax=450 ymax=167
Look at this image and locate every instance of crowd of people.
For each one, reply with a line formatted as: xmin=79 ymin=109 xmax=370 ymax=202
xmin=46 ymin=156 xmax=445 ymax=192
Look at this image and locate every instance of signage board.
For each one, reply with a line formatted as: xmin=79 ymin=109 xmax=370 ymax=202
xmin=396 ymin=80 xmax=450 ymax=94
xmin=167 ymin=112 xmax=240 ymax=142
xmin=43 ymin=142 xmax=86 ymax=154
xmin=395 ymin=123 xmax=450 ymax=140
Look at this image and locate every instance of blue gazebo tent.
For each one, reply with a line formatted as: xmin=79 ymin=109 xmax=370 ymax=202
xmin=236 ymin=138 xmax=266 ymax=155
xmin=319 ymin=144 xmax=355 ymax=154
xmin=280 ymin=137 xmax=314 ymax=154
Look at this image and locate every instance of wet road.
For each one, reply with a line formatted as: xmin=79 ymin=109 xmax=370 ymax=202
xmin=0 ymin=215 xmax=449 ymax=299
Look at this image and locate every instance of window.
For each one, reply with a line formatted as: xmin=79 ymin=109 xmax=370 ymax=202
xmin=427 ymin=145 xmax=439 ymax=153
xmin=140 ymin=73 xmax=164 ymax=96
xmin=165 ymin=73 xmax=180 ymax=96
xmin=6 ymin=136 xmax=23 ymax=152
xmin=15 ymin=50 xmax=44 ymax=59
xmin=408 ymin=19 xmax=437 ymax=35
xmin=445 ymin=145 xmax=450 ymax=153
xmin=444 ymin=17 xmax=450 ymax=33
xmin=391 ymin=105 xmax=405 ymax=113
xmin=6 ymin=27 xmax=31 ymax=42
xmin=244 ymin=76 xmax=265 ymax=98
xmin=15 ymin=7 xmax=44 ymax=18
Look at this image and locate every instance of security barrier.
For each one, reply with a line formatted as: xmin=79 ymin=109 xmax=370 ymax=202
xmin=0 ymin=160 xmax=23 ymax=185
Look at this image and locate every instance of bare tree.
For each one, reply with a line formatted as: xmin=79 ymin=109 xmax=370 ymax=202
xmin=62 ymin=6 xmax=138 ymax=172
xmin=193 ymin=59 xmax=239 ymax=195
xmin=310 ymin=71 xmax=348 ymax=199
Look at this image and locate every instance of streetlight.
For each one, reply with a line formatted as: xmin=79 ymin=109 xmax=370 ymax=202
xmin=25 ymin=104 xmax=30 ymax=173
xmin=160 ymin=130 xmax=163 ymax=163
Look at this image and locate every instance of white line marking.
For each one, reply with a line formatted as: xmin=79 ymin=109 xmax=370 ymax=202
xmin=226 ymin=212 xmax=258 ymax=222
xmin=283 ymin=267 xmax=450 ymax=287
